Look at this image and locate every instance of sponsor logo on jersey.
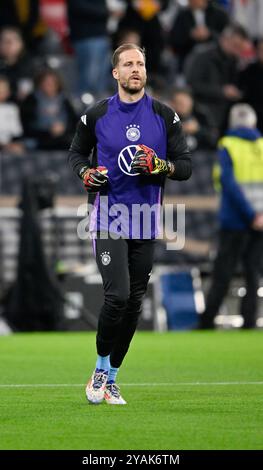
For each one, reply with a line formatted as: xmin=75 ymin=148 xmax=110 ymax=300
xmin=126 ymin=124 xmax=140 ymax=142
xmin=118 ymin=145 xmax=140 ymax=176
xmin=81 ymin=115 xmax=87 ymax=125
xmin=101 ymin=251 xmax=111 ymax=266
xmin=173 ymin=112 xmax=180 ymax=124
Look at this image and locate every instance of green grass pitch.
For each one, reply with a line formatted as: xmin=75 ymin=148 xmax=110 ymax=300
xmin=0 ymin=330 xmax=263 ymax=450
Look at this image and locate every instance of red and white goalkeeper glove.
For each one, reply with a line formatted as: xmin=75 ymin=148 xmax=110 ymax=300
xmin=131 ymin=144 xmax=173 ymax=175
xmin=80 ymin=166 xmax=108 ymax=192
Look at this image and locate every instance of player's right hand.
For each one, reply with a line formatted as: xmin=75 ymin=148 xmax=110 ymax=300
xmin=81 ymin=166 xmax=108 ymax=192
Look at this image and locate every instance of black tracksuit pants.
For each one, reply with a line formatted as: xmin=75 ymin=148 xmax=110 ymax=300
xmin=202 ymin=230 xmax=263 ymax=328
xmin=94 ymin=237 xmax=155 ymax=368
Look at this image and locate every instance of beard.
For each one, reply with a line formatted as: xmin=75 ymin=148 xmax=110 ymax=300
xmin=120 ymin=76 xmax=146 ymax=95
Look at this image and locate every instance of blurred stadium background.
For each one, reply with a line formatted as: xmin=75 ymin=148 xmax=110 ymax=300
xmin=0 ymin=0 xmax=262 ymax=333
xmin=0 ymin=0 xmax=263 ymax=451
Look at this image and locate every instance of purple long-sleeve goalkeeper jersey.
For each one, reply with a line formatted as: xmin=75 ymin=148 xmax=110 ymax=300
xmin=68 ymin=93 xmax=191 ymax=239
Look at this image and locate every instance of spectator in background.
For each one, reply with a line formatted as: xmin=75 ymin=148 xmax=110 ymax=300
xmin=0 ymin=76 xmax=24 ymax=154
xmin=170 ymin=87 xmax=218 ymax=150
xmin=200 ymin=104 xmax=263 ymax=329
xmin=20 ymin=68 xmax=77 ymax=150
xmin=0 ymin=27 xmax=35 ymax=101
xmin=185 ymin=25 xmax=249 ymax=135
xmin=0 ymin=0 xmax=47 ymax=52
xmin=169 ymin=0 xmax=229 ymax=69
xmin=230 ymin=0 xmax=263 ymax=42
xmin=117 ymin=1 xmax=169 ymax=77
xmin=115 ymin=28 xmax=142 ymax=48
xmin=239 ymin=39 xmax=263 ymax=133
xmin=66 ymin=0 xmax=111 ymax=97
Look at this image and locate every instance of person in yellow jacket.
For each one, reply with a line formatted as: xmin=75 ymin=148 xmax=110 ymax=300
xmin=200 ymin=103 xmax=263 ymax=329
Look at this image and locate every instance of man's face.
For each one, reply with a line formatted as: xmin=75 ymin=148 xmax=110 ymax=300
xmin=0 ymin=30 xmax=23 ymax=60
xmin=40 ymin=74 xmax=59 ymax=97
xmin=189 ymin=0 xmax=208 ymax=9
xmin=172 ymin=92 xmax=193 ymax=118
xmin=221 ymin=33 xmax=249 ymax=58
xmin=112 ymin=49 xmax=147 ymax=94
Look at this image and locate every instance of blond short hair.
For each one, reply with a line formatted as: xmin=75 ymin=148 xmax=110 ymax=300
xmin=111 ymin=44 xmax=146 ymax=68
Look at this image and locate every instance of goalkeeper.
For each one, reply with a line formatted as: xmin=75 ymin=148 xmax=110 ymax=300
xmin=68 ymin=44 xmax=191 ymax=405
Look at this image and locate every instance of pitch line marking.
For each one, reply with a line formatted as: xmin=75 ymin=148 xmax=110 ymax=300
xmin=0 ymin=381 xmax=263 ymax=388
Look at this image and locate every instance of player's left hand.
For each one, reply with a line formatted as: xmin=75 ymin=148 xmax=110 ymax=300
xmin=131 ymin=144 xmax=169 ymax=175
